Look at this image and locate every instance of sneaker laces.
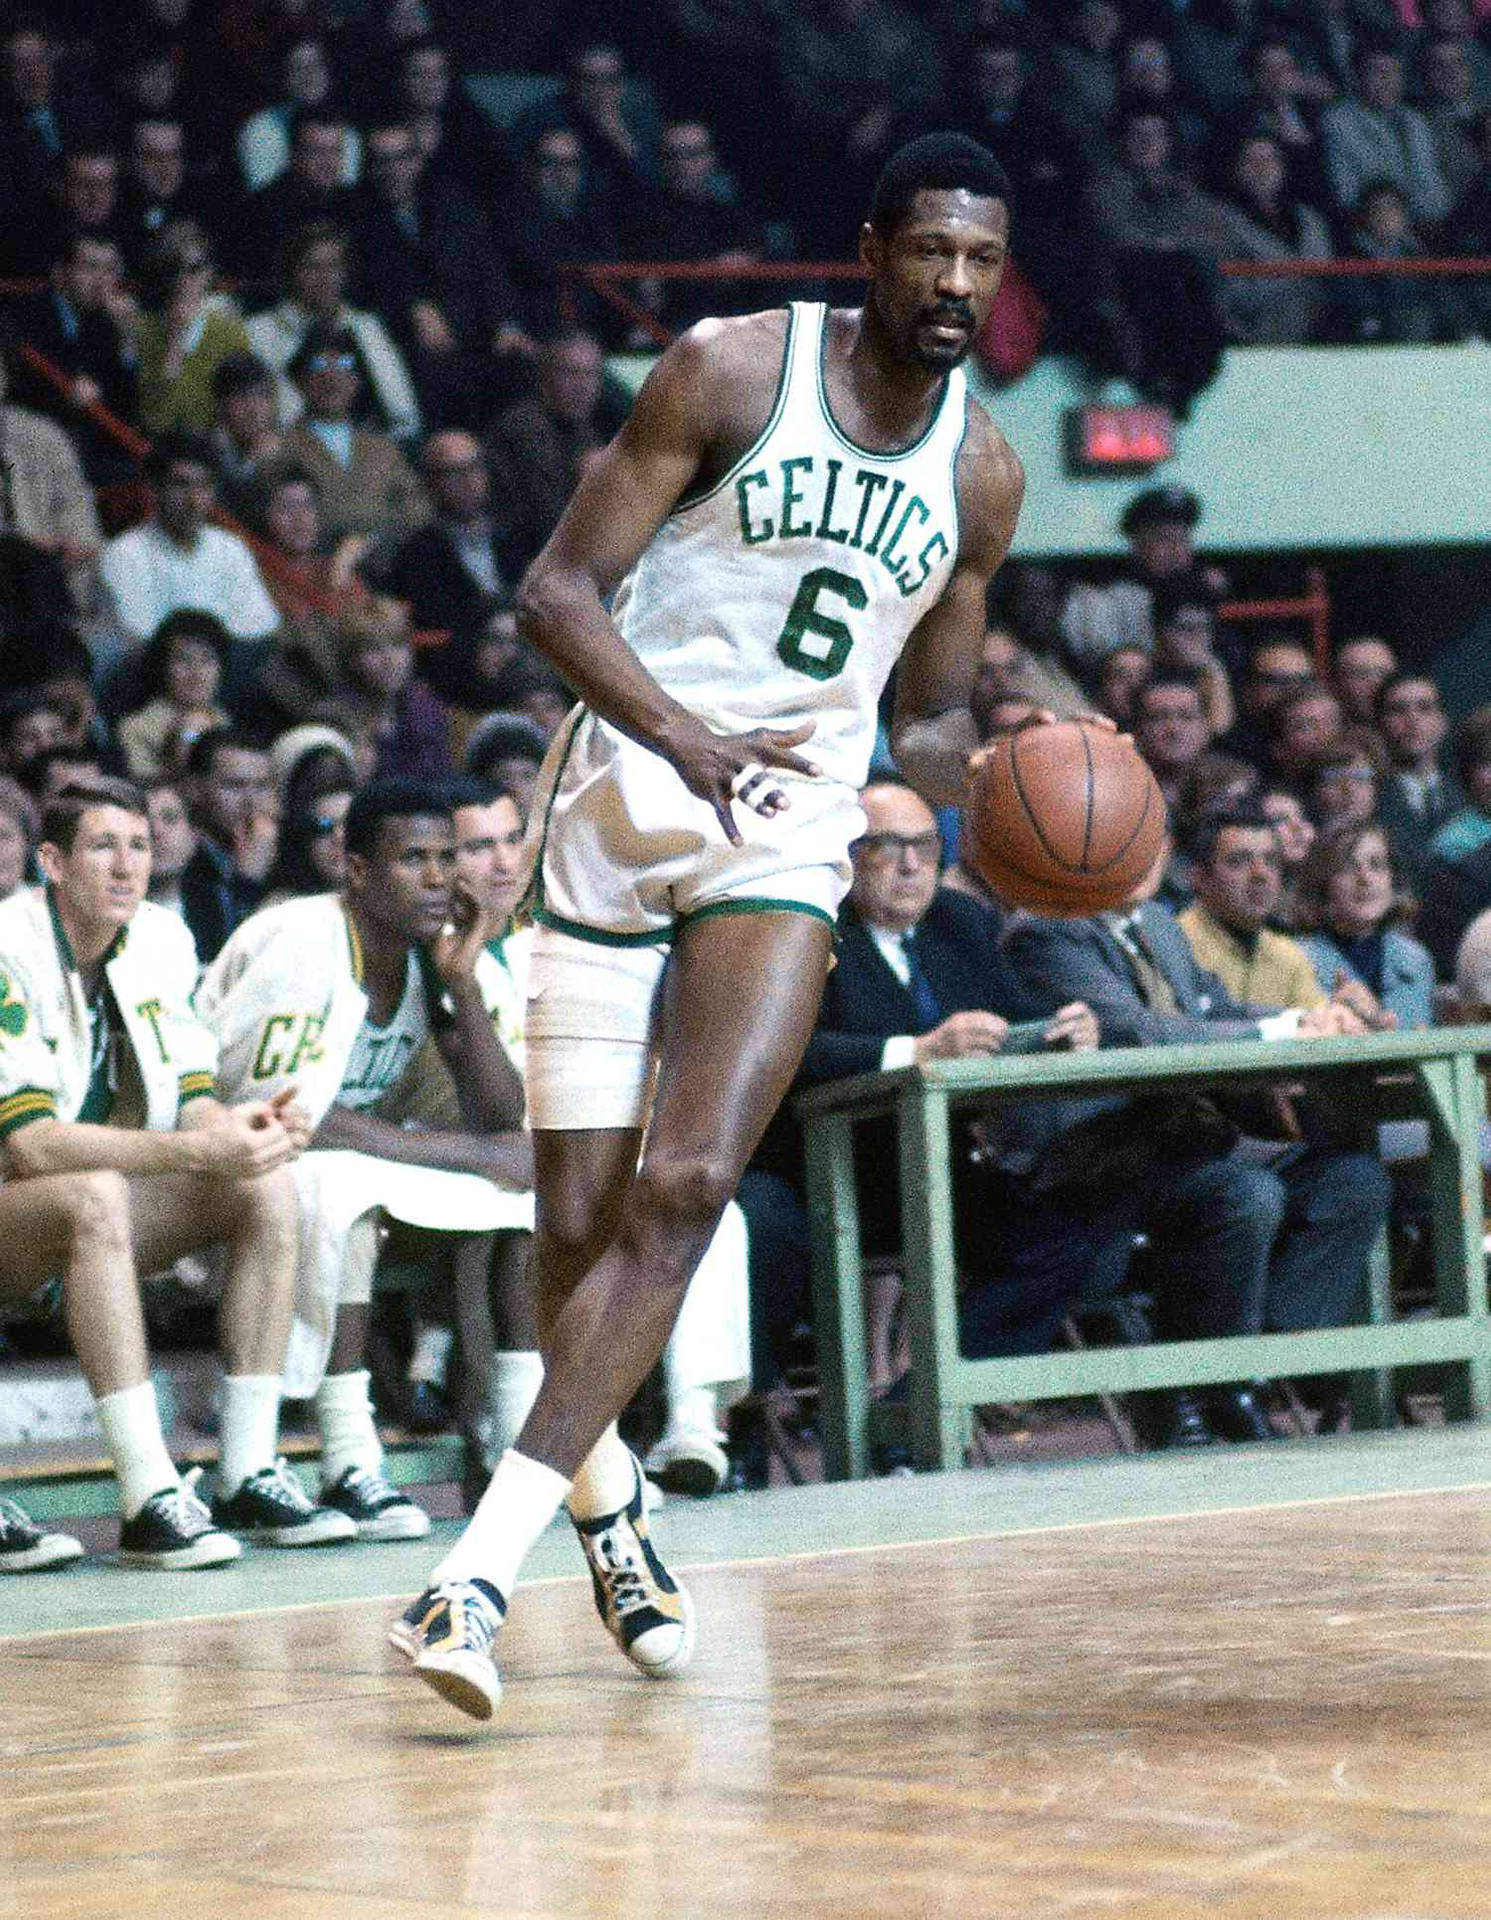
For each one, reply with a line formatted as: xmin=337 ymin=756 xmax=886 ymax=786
xmin=339 ymin=1464 xmax=397 ymax=1503
xmin=262 ymin=1457 xmax=317 ymax=1514
xmin=0 ymin=1497 xmax=36 ymax=1539
xmin=589 ymin=1524 xmax=655 ymax=1619
xmin=436 ymin=1583 xmax=499 ymax=1655
xmin=154 ymin=1482 xmax=212 ymax=1534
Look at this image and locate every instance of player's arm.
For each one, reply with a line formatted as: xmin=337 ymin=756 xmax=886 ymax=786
xmin=426 ymin=882 xmax=525 ymax=1133
xmin=517 ymin=317 xmax=819 ymax=841
xmin=888 ymin=411 xmax=1024 ymax=809
xmin=5 ymin=1101 xmax=297 ymax=1182
xmin=311 ymin=1103 xmax=534 ymax=1189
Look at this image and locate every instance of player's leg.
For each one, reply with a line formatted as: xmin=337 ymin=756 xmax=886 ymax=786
xmin=401 ymin=913 xmax=831 ymax=1717
xmin=129 ymin=1169 xmax=354 ymax=1548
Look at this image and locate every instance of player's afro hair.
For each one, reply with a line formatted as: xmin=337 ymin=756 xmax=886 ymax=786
xmin=869 ymin=133 xmax=1011 ymax=236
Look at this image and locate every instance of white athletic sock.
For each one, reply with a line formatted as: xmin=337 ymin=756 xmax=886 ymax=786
xmin=95 ymin=1380 xmax=179 ymax=1520
xmin=483 ymin=1350 xmax=544 ymax=1466
xmin=567 ymin=1421 xmax=637 ymax=1521
xmin=407 ymin=1323 xmax=454 ymax=1387
xmin=218 ymin=1374 xmax=282 ymax=1496
xmin=316 ymin=1369 xmax=384 ymax=1481
xmin=428 ymin=1447 xmax=570 ymax=1598
xmin=663 ymin=1385 xmax=721 ymax=1441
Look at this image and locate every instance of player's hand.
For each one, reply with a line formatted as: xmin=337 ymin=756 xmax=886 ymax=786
xmin=187 ymin=1101 xmax=296 ymax=1177
xmin=914 ymin=1010 xmax=1009 ymax=1062
xmin=1331 ymin=969 xmax=1396 ymax=1032
xmin=659 ymin=715 xmax=821 ymax=847
xmin=1298 ymin=1001 xmax=1367 ymax=1039
xmin=1043 ymin=1002 xmax=1099 ymax=1051
xmin=431 ymin=878 xmax=493 ymax=985
xmin=267 ymin=1085 xmax=313 ymax=1155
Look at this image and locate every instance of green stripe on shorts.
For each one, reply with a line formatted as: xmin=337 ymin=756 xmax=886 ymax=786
xmin=679 ymin=898 xmax=836 ymax=931
xmin=534 ymin=907 xmax=674 ymax=948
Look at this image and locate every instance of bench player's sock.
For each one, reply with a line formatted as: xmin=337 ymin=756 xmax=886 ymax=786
xmin=567 ymin=1421 xmax=636 ymax=1520
xmin=96 ymin=1380 xmax=181 ymax=1520
xmin=218 ymin=1374 xmax=282 ymax=1497
xmin=316 ymin=1369 xmax=383 ymax=1482
xmin=428 ymin=1448 xmax=570 ymax=1598
xmin=407 ymin=1323 xmax=454 ymax=1388
xmin=484 ymin=1350 xmax=544 ymax=1464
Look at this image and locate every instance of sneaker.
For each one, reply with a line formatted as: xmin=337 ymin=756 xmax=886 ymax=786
xmin=644 ymin=1424 xmax=728 ymax=1499
xmin=321 ymin=1464 xmax=431 ymax=1541
xmin=391 ymin=1578 xmax=506 ymax=1721
xmin=0 ymin=1496 xmax=84 ymax=1573
xmin=211 ymin=1459 xmax=357 ymax=1548
xmin=118 ymin=1483 xmax=241 ymax=1570
xmin=572 ymin=1454 xmax=695 ymax=1678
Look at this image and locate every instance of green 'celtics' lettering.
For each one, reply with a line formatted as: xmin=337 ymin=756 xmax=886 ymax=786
xmin=778 ymin=456 xmax=814 ymax=538
xmin=135 ymin=998 xmax=170 ymax=1063
xmin=776 ymin=567 xmax=868 ymax=681
xmin=815 ymin=458 xmax=850 ymax=543
xmin=880 ymin=495 xmax=928 ymax=578
xmin=864 ymin=478 xmax=906 ymax=558
xmin=735 ymin=469 xmax=773 ymax=544
xmin=848 ymin=470 xmax=888 ymax=550
xmin=0 ymin=971 xmax=26 ymax=1039
xmin=251 ymin=1011 xmax=326 ymax=1080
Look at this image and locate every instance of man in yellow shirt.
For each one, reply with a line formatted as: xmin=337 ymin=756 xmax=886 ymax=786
xmin=1178 ymin=803 xmax=1328 ymax=1011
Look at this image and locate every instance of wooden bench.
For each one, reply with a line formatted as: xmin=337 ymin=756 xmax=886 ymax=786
xmin=797 ymin=1026 xmax=1491 ymax=1479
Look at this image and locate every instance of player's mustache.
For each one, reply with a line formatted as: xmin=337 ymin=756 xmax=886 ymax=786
xmin=924 ymin=302 xmax=974 ymax=330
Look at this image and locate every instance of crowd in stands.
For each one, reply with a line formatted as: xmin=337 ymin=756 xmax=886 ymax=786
xmin=0 ymin=2 xmax=1489 ymax=1566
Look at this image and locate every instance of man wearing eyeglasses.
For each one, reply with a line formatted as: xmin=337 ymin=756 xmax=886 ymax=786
xmin=281 ymin=321 xmax=430 ymax=549
xmin=1374 ymin=671 xmax=1463 ymax=892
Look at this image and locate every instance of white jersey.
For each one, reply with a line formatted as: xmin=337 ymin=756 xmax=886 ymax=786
xmin=614 ymin=300 xmax=968 ymax=789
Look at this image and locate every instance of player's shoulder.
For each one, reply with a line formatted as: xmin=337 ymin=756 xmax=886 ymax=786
xmin=644 ymin=307 xmax=791 ymax=414
xmin=956 ymin=391 xmax=1024 ymax=499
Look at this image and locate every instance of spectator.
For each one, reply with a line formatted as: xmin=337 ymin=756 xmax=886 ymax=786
xmin=1420 ymin=832 xmax=1491 ymax=977
xmin=1295 ymin=821 xmax=1435 ymax=1026
xmin=1150 ymin=577 xmax=1236 ymax=735
xmin=1212 ymin=131 xmax=1335 ymax=344
xmin=1308 ymin=729 xmax=1388 ymax=834
xmin=49 ymin=144 xmax=125 ymax=270
xmin=25 ymin=743 xmax=108 ymax=810
xmin=1083 ymin=103 xmax=1233 ymax=406
xmin=462 ymin=709 xmax=548 ymax=815
xmin=1329 ymin=178 xmax=1468 ymax=341
xmin=487 ymin=122 xmax=622 ymax=341
xmin=240 ymin=458 xmax=368 ymax=725
xmin=1061 ymin=485 xmax=1226 ymax=668
xmin=178 ymin=725 xmax=276 ymax=961
xmin=524 ymin=40 xmax=663 ymax=201
xmin=260 ymin=769 xmax=354 ymax=905
xmin=116 ymin=114 xmax=223 ymax=274
xmin=1133 ymin=669 xmax=1214 ymax=807
xmin=98 ymin=431 xmax=280 ymax=649
xmin=207 ymin=350 xmax=285 ymax=514
xmin=312 ymin=595 xmax=452 ymax=781
xmin=8 ymin=232 xmax=141 ymax=486
xmin=1453 ymin=890 xmax=1491 ymax=1011
xmin=1418 ymin=33 xmax=1484 ymax=207
xmin=244 ymin=221 xmax=422 ymax=441
xmin=1259 ymin=780 xmax=1319 ymax=926
xmin=773 ymin=0 xmax=945 ymax=256
xmin=266 ymin=718 xmax=361 ymax=811
xmin=982 ymin=577 xmax=1089 ymax=720
xmin=0 ymin=338 xmax=105 ymax=624
xmin=389 ymin=34 xmax=507 ymax=199
xmin=383 ymin=430 xmax=516 ymax=650
xmin=1375 ymin=670 xmax=1463 ymax=887
xmin=135 ymin=218 xmax=253 ymax=433
xmin=1049 ymin=0 xmax=1125 ymax=163
xmin=0 ymin=690 xmax=65 ymax=783
xmin=0 ymin=18 xmax=109 ymax=208
xmin=238 ymin=105 xmax=357 ymax=279
xmin=1264 ymin=679 xmax=1346 ymax=792
xmin=1332 ymin=632 xmax=1399 ymax=726
xmin=1221 ymin=634 xmax=1319 ymax=770
xmin=1321 ymin=43 xmax=1452 ymax=228
xmin=1413 ymin=0 xmax=1491 ymax=104
xmin=235 ymin=32 xmax=361 ymax=193
xmin=486 ymin=330 xmax=622 ymax=576
xmin=617 ymin=118 xmax=768 ymax=331
xmin=144 ymin=772 xmax=197 ymax=919
xmin=349 ymin=116 xmax=529 ymax=431
xmin=1094 ymin=642 xmax=1152 ymax=727
xmin=1005 ymin=842 xmax=1390 ymax=1437
xmin=118 ymin=608 xmax=232 ymax=780
xmin=281 ymin=322 xmax=430 ymax=549
xmin=1178 ymin=801 xmax=1332 ymax=1008
xmin=1176 ymin=749 xmax=1261 ymax=837
xmin=0 ymin=777 xmax=36 ymax=901
xmin=1427 ymin=703 xmax=1491 ymax=861
xmin=1211 ymin=32 xmax=1334 ymax=212
xmin=17 ymin=625 xmax=125 ymax=775
xmin=1445 ymin=106 xmax=1491 ymax=333
xmin=1118 ymin=29 xmax=1209 ymax=171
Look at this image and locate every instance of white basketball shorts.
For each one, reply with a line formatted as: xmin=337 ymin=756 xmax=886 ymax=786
xmin=522 ymin=707 xmax=862 ymax=1131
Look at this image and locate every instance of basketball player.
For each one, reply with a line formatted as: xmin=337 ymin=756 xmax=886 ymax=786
xmin=393 ymin=133 xmax=1025 ymax=1719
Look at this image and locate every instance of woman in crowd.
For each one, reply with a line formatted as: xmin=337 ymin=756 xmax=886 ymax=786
xmin=1213 ymin=131 xmax=1334 ymax=344
xmin=1094 ymin=643 xmax=1152 ymax=728
xmin=135 ymin=218 xmax=253 ymax=433
xmin=118 ymin=608 xmax=232 ymax=780
xmin=1307 ymin=731 xmax=1387 ymax=839
xmin=1295 ymin=822 xmax=1436 ymax=1028
xmin=311 ymin=595 xmax=452 ymax=781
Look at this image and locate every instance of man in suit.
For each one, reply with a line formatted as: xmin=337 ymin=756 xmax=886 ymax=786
xmin=382 ymin=431 xmax=517 ymax=650
xmin=8 ymin=232 xmax=140 ymax=485
xmin=1374 ymin=671 xmax=1463 ymax=893
xmin=1005 ymin=847 xmax=1393 ymax=1438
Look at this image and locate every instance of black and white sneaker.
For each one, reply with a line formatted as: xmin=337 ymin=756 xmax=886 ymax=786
xmin=0 ymin=1496 xmax=84 ymax=1573
xmin=212 ymin=1459 xmax=357 ymax=1547
xmin=118 ymin=1483 xmax=241 ymax=1569
xmin=321 ymin=1465 xmax=431 ymax=1541
xmin=573 ymin=1453 xmax=695 ymax=1678
xmin=392 ymin=1578 xmax=507 ymax=1721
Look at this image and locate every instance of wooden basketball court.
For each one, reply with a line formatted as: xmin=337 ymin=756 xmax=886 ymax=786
xmin=7 ymin=1430 xmax=1491 ymax=1919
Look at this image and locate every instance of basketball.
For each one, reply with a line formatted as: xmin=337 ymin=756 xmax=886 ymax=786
xmin=963 ymin=719 xmax=1167 ymax=915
